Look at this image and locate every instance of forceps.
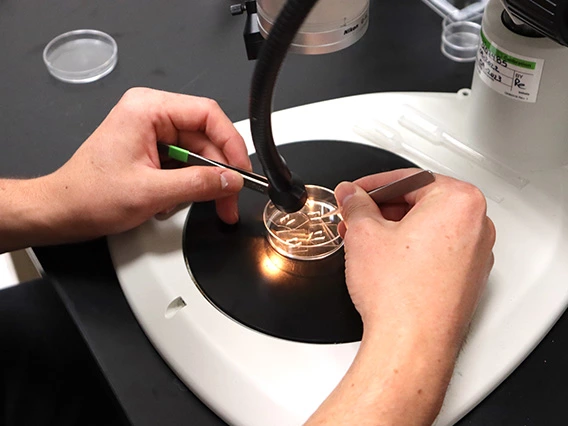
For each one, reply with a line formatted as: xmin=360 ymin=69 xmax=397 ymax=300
xmin=158 ymin=143 xmax=435 ymax=208
xmin=158 ymin=143 xmax=269 ymax=194
xmin=319 ymin=169 xmax=435 ymax=219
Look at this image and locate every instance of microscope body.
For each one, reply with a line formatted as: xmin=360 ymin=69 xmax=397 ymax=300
xmin=236 ymin=0 xmax=568 ymax=171
xmin=467 ymin=0 xmax=568 ymax=172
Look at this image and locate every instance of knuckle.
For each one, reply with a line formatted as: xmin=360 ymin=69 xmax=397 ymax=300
xmin=118 ymin=87 xmax=153 ymax=114
xmin=203 ymin=97 xmax=220 ymax=111
xmin=444 ymin=182 xmax=497 ymax=245
xmin=452 ymin=182 xmax=488 ymax=214
xmin=121 ymin=87 xmax=149 ymax=102
xmin=189 ymin=169 xmax=217 ymax=195
xmin=486 ymin=217 xmax=497 ymax=245
xmin=198 ymin=97 xmax=223 ymax=119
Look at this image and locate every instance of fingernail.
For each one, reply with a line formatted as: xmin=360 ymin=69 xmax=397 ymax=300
xmin=220 ymin=172 xmax=229 ymax=189
xmin=220 ymin=170 xmax=244 ymax=191
xmin=335 ymin=182 xmax=357 ymax=207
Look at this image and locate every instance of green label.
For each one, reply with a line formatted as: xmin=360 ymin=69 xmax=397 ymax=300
xmin=480 ymin=31 xmax=536 ymax=70
xmin=168 ymin=145 xmax=189 ymax=162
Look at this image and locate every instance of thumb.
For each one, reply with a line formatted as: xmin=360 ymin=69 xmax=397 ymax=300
xmin=335 ymin=181 xmax=383 ymax=226
xmin=152 ymin=166 xmax=244 ymax=206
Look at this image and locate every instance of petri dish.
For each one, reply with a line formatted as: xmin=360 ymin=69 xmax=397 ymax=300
xmin=441 ymin=11 xmax=483 ymax=62
xmin=43 ymin=29 xmax=118 ymax=83
xmin=263 ymin=185 xmax=344 ymax=261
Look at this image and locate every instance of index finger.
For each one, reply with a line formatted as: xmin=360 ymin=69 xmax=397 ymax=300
xmin=164 ymin=94 xmax=251 ymax=171
xmin=120 ymin=88 xmax=252 ymax=171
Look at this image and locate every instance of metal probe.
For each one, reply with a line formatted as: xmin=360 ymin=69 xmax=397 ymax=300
xmin=319 ymin=169 xmax=436 ymax=219
xmin=158 ymin=143 xmax=435 ymax=211
xmin=158 ymin=143 xmax=269 ymax=194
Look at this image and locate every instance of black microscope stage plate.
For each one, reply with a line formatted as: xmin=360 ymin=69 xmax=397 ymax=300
xmin=184 ymin=140 xmax=416 ymax=344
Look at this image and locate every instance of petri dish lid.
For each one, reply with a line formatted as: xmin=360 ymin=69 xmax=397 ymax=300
xmin=43 ymin=29 xmax=118 ymax=83
xmin=441 ymin=11 xmax=483 ymax=62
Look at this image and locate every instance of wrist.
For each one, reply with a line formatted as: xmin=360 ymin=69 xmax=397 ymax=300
xmin=354 ymin=325 xmax=459 ymax=424
xmin=0 ymin=174 xmax=82 ymax=252
xmin=38 ymin=170 xmax=96 ymax=244
xmin=0 ymin=177 xmax=53 ymax=252
xmin=362 ymin=308 xmax=465 ymax=359
xmin=306 ymin=324 xmax=459 ymax=426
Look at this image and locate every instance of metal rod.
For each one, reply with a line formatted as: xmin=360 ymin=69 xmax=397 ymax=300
xmin=319 ymin=170 xmax=436 ymax=219
xmin=158 ymin=143 xmax=269 ymax=194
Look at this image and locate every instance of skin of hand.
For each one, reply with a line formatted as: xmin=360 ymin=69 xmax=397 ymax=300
xmin=0 ymin=88 xmax=251 ymax=252
xmin=305 ymin=169 xmax=496 ymax=426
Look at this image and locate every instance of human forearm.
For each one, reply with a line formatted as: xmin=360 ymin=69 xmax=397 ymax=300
xmin=305 ymin=326 xmax=458 ymax=426
xmin=1 ymin=90 xmax=251 ymax=253
xmin=0 ymin=176 xmax=68 ymax=253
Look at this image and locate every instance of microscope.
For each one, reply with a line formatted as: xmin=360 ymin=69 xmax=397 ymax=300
xmin=109 ymin=1 xmax=568 ymax=425
xmin=234 ymin=0 xmax=568 ymax=199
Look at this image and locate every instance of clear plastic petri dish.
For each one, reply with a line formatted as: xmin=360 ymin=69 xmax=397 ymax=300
xmin=441 ymin=11 xmax=483 ymax=62
xmin=43 ymin=29 xmax=118 ymax=83
xmin=263 ymin=185 xmax=344 ymax=261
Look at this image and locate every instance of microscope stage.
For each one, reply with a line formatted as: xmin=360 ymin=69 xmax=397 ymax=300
xmin=109 ymin=92 xmax=568 ymax=426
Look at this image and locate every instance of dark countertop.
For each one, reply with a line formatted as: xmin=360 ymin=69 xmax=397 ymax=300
xmin=1 ymin=0 xmax=567 ymax=425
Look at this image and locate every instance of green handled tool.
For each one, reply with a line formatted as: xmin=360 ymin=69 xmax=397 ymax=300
xmin=158 ymin=143 xmax=269 ymax=194
xmin=158 ymin=143 xmax=435 ymax=209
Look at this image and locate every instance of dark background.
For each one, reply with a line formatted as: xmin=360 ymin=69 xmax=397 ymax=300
xmin=1 ymin=0 xmax=567 ymax=425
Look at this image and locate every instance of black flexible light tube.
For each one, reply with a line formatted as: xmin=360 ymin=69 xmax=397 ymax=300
xmin=249 ymin=0 xmax=319 ymax=213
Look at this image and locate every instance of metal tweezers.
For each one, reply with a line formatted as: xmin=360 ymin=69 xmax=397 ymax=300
xmin=158 ymin=143 xmax=435 ymax=204
xmin=158 ymin=143 xmax=269 ymax=193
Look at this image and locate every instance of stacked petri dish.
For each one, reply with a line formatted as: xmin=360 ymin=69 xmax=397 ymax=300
xmin=441 ymin=9 xmax=484 ymax=62
xmin=421 ymin=0 xmax=488 ymax=62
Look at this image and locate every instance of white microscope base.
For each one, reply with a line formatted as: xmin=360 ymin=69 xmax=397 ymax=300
xmin=108 ymin=91 xmax=568 ymax=426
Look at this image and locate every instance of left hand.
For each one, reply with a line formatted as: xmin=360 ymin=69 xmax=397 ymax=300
xmin=43 ymin=88 xmax=251 ymax=241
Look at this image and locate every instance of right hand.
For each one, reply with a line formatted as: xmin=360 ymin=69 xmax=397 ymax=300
xmin=334 ymin=169 xmax=496 ymax=353
xmin=305 ymin=170 xmax=495 ymax=426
